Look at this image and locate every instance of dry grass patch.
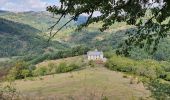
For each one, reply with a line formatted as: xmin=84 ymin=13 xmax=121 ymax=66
xmin=36 ymin=56 xmax=85 ymax=68
xmin=12 ymin=67 xmax=152 ymax=100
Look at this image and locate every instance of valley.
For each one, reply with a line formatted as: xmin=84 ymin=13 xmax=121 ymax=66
xmin=0 ymin=9 xmax=170 ymax=100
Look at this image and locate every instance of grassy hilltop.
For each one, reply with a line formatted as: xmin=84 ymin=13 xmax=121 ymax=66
xmin=7 ymin=56 xmax=152 ymax=100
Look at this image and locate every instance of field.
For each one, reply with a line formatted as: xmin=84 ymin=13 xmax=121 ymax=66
xmin=36 ymin=56 xmax=85 ymax=68
xmin=12 ymin=66 xmax=152 ymax=100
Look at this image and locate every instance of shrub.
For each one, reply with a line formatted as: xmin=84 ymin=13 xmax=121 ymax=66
xmin=89 ymin=60 xmax=95 ymax=68
xmin=28 ymin=46 xmax=90 ymax=65
xmin=33 ymin=67 xmax=47 ymax=76
xmin=55 ymin=62 xmax=80 ymax=73
xmin=105 ymin=55 xmax=165 ymax=79
xmin=47 ymin=62 xmax=56 ymax=74
xmin=105 ymin=55 xmax=136 ymax=73
xmin=69 ymin=63 xmax=80 ymax=70
xmin=7 ymin=61 xmax=31 ymax=80
xmin=104 ymin=51 xmax=114 ymax=59
xmin=161 ymin=62 xmax=170 ymax=72
xmin=123 ymin=74 xmax=128 ymax=78
xmin=148 ymin=80 xmax=170 ymax=99
xmin=55 ymin=62 xmax=68 ymax=73
xmin=21 ymin=69 xmax=30 ymax=79
xmin=165 ymin=72 xmax=170 ymax=81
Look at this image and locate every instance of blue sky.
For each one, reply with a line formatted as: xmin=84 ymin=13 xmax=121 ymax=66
xmin=0 ymin=0 xmax=60 ymax=12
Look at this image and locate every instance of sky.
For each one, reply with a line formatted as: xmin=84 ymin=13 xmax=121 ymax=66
xmin=0 ymin=0 xmax=59 ymax=12
xmin=0 ymin=0 xmax=163 ymax=16
xmin=0 ymin=0 xmax=101 ymax=17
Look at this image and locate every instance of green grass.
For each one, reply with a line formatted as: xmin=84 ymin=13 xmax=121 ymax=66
xmin=12 ymin=67 xmax=152 ymax=100
xmin=36 ymin=56 xmax=85 ymax=67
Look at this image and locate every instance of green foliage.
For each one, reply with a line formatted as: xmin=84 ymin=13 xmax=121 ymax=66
xmin=21 ymin=69 xmax=30 ymax=78
xmin=0 ymin=60 xmax=13 ymax=80
xmin=0 ymin=18 xmax=67 ymax=57
xmin=1 ymin=11 xmax=170 ymax=62
xmin=104 ymin=51 xmax=115 ymax=59
xmin=7 ymin=61 xmax=27 ymax=80
xmin=7 ymin=61 xmax=32 ymax=80
xmin=165 ymin=72 xmax=170 ymax=81
xmin=47 ymin=63 xmax=56 ymax=74
xmin=148 ymin=79 xmax=170 ymax=100
xmin=33 ymin=67 xmax=48 ymax=76
xmin=47 ymin=0 xmax=170 ymax=56
xmin=33 ymin=62 xmax=81 ymax=77
xmin=105 ymin=55 xmax=136 ymax=73
xmin=55 ymin=62 xmax=67 ymax=73
xmin=68 ymin=63 xmax=80 ymax=70
xmin=55 ymin=62 xmax=80 ymax=73
xmin=28 ymin=46 xmax=89 ymax=65
xmin=105 ymin=55 xmax=167 ymax=80
xmin=105 ymin=54 xmax=170 ymax=99
xmin=0 ymin=11 xmax=76 ymax=32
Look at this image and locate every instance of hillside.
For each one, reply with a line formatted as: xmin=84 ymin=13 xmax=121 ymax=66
xmin=0 ymin=10 xmax=170 ymax=61
xmin=52 ymin=22 xmax=170 ymax=61
xmin=0 ymin=11 xmax=77 ymax=32
xmin=12 ymin=66 xmax=151 ymax=100
xmin=2 ymin=52 xmax=170 ymax=99
xmin=0 ymin=11 xmax=88 ymax=57
xmin=0 ymin=18 xmax=67 ymax=57
xmin=0 ymin=11 xmax=122 ymax=55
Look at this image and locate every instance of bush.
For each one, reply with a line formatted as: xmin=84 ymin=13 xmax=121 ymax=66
xmin=21 ymin=69 xmax=30 ymax=78
xmin=161 ymin=62 xmax=170 ymax=72
xmin=33 ymin=67 xmax=47 ymax=76
xmin=47 ymin=62 xmax=56 ymax=74
xmin=28 ymin=46 xmax=90 ymax=65
xmin=7 ymin=61 xmax=32 ymax=80
xmin=165 ymin=72 xmax=170 ymax=81
xmin=55 ymin=62 xmax=68 ymax=73
xmin=148 ymin=80 xmax=170 ymax=99
xmin=69 ymin=63 xmax=80 ymax=70
xmin=105 ymin=55 xmax=136 ymax=73
xmin=104 ymin=51 xmax=114 ymax=59
xmin=32 ymin=62 xmax=81 ymax=77
xmin=55 ymin=62 xmax=80 ymax=73
xmin=105 ymin=55 xmax=165 ymax=79
xmin=88 ymin=60 xmax=95 ymax=68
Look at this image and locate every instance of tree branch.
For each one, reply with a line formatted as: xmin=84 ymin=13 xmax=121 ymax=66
xmin=48 ymin=14 xmax=64 ymax=37
xmin=47 ymin=16 xmax=75 ymax=42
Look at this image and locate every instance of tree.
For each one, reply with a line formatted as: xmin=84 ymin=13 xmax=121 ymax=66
xmin=21 ymin=69 xmax=30 ymax=79
xmin=7 ymin=61 xmax=27 ymax=80
xmin=47 ymin=0 xmax=170 ymax=56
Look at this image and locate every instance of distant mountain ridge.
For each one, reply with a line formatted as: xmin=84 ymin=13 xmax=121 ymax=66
xmin=0 ymin=10 xmax=7 ymax=13
xmin=0 ymin=18 xmax=40 ymax=35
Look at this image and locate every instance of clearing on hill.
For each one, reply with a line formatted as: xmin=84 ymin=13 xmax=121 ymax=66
xmin=13 ymin=67 xmax=152 ymax=100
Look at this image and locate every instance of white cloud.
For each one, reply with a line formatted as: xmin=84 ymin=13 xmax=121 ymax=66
xmin=0 ymin=0 xmax=57 ymax=12
xmin=0 ymin=0 xmax=7 ymax=4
